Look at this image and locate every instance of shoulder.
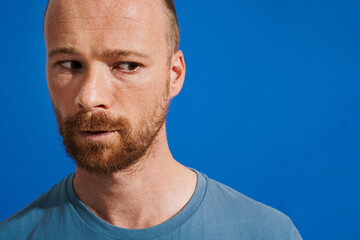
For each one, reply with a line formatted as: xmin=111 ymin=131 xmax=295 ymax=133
xmin=205 ymin=176 xmax=286 ymax=219
xmin=0 ymin=174 xmax=73 ymax=238
xmin=196 ymin=173 xmax=302 ymax=239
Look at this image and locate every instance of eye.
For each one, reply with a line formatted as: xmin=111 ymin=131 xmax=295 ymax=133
xmin=114 ymin=62 xmax=140 ymax=72
xmin=59 ymin=61 xmax=82 ymax=70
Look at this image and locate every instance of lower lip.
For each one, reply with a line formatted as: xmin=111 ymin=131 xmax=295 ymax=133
xmin=79 ymin=131 xmax=116 ymax=140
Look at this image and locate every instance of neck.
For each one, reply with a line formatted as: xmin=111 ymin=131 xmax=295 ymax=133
xmin=72 ymin=126 xmax=197 ymax=229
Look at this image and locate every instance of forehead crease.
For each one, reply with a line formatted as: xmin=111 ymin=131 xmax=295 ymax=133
xmin=53 ymin=0 xmax=159 ymax=22
xmin=46 ymin=0 xmax=169 ymax=56
xmin=47 ymin=0 xmax=167 ymax=36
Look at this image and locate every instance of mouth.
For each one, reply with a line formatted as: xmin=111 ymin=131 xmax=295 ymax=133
xmin=79 ymin=130 xmax=117 ymax=140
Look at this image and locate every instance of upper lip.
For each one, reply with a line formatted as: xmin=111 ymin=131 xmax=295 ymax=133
xmin=80 ymin=130 xmax=116 ymax=133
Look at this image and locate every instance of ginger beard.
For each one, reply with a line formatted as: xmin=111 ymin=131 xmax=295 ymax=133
xmin=55 ymin=80 xmax=170 ymax=175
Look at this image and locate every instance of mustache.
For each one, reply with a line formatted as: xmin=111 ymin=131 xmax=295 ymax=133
xmin=59 ymin=111 xmax=130 ymax=132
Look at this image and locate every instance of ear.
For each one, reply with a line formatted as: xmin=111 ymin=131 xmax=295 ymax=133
xmin=169 ymin=50 xmax=186 ymax=98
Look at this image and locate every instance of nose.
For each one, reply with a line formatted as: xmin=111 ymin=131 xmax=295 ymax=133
xmin=75 ymin=65 xmax=112 ymax=111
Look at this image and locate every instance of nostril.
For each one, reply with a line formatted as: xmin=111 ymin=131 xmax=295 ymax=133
xmin=74 ymin=74 xmax=112 ymax=111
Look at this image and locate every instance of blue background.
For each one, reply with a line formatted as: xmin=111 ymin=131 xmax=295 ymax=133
xmin=1 ymin=0 xmax=359 ymax=239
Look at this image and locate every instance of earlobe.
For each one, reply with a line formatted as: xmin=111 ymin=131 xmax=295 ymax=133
xmin=169 ymin=50 xmax=186 ymax=98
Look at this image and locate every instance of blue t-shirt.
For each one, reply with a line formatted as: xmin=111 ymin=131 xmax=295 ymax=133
xmin=0 ymin=170 xmax=302 ymax=239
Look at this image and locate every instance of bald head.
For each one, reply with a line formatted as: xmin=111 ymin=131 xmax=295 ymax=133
xmin=44 ymin=0 xmax=180 ymax=54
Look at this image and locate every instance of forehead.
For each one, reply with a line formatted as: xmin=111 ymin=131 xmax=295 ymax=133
xmin=44 ymin=0 xmax=167 ymax=55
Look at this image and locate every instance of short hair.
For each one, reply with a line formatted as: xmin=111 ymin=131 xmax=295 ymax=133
xmin=44 ymin=0 xmax=180 ymax=54
xmin=162 ymin=0 xmax=180 ymax=53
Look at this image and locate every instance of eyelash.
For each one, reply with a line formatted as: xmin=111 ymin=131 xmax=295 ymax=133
xmin=58 ymin=60 xmax=82 ymax=70
xmin=112 ymin=62 xmax=142 ymax=73
xmin=56 ymin=61 xmax=142 ymax=73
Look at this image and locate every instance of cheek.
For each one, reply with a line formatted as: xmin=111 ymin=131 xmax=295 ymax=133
xmin=130 ymin=77 xmax=169 ymax=114
xmin=47 ymin=77 xmax=78 ymax=115
xmin=113 ymin=74 xmax=166 ymax=121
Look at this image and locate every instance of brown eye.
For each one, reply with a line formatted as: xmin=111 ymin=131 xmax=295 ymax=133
xmin=60 ymin=61 xmax=82 ymax=70
xmin=115 ymin=62 xmax=140 ymax=72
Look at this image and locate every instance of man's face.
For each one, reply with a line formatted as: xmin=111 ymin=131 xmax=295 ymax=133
xmin=44 ymin=0 xmax=174 ymax=175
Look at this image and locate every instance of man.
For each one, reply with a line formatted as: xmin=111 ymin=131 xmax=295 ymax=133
xmin=0 ymin=0 xmax=302 ymax=239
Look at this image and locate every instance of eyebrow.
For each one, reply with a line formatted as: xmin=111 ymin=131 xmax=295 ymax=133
xmin=47 ymin=47 xmax=79 ymax=59
xmin=47 ymin=47 xmax=150 ymax=60
xmin=103 ymin=49 xmax=150 ymax=60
